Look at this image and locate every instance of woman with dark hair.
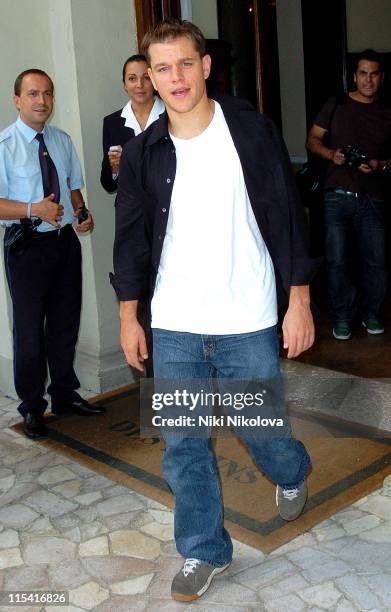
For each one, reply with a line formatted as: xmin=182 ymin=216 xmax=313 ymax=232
xmin=100 ymin=54 xmax=165 ymax=193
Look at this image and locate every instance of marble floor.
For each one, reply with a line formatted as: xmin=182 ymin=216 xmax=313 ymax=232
xmin=0 ymin=391 xmax=390 ymax=612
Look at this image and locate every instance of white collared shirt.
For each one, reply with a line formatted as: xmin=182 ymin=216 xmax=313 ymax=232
xmin=121 ymin=97 xmax=165 ymax=136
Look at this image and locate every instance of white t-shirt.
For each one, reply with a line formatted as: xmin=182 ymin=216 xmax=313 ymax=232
xmin=151 ymin=101 xmax=277 ymax=334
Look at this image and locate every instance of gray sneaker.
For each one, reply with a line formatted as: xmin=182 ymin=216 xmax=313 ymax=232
xmin=171 ymin=558 xmax=230 ymax=601
xmin=276 ymin=480 xmax=308 ymax=521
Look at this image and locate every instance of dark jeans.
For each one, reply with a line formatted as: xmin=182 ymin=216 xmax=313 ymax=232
xmin=323 ymin=190 xmax=387 ymax=323
xmin=4 ymin=227 xmax=82 ymax=415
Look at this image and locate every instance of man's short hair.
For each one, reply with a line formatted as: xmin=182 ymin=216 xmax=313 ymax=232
xmin=14 ymin=69 xmax=54 ymax=96
xmin=354 ymin=49 xmax=384 ymax=73
xmin=122 ymin=54 xmax=148 ymax=81
xmin=142 ymin=19 xmax=206 ymax=63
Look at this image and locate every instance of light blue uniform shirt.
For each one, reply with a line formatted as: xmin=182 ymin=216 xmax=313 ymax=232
xmin=0 ymin=116 xmax=84 ymax=232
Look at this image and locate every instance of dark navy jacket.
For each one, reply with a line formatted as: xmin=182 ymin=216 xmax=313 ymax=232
xmin=111 ymin=94 xmax=319 ymax=305
xmin=100 ymin=109 xmax=135 ymax=193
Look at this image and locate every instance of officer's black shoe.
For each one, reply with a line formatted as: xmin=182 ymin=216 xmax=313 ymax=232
xmin=51 ymin=394 xmax=105 ymax=416
xmin=21 ymin=412 xmax=48 ymax=439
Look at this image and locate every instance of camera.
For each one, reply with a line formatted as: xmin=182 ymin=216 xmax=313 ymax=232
xmin=77 ymin=204 xmax=89 ymax=224
xmin=341 ymin=145 xmax=368 ymax=169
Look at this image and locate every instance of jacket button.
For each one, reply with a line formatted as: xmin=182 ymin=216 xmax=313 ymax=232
xmin=166 ymin=178 xmax=171 ymax=183
xmin=162 ymin=208 xmax=166 ymax=213
xmin=158 ymin=235 xmax=162 ymax=240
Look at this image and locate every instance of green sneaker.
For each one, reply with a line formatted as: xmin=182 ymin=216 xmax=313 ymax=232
xmin=362 ymin=318 xmax=384 ymax=335
xmin=171 ymin=558 xmax=230 ymax=601
xmin=276 ymin=481 xmax=308 ymax=521
xmin=333 ymin=321 xmax=351 ymax=340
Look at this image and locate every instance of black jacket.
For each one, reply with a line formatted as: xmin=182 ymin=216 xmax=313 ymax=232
xmin=100 ymin=109 xmax=135 ymax=193
xmin=111 ymin=94 xmax=319 ymax=304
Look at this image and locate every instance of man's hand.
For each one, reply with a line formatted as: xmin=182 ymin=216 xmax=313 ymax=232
xmin=330 ymin=148 xmax=346 ymax=166
xmin=358 ymin=159 xmax=380 ymax=174
xmin=108 ymin=149 xmax=122 ymax=174
xmin=120 ymin=315 xmax=148 ymax=372
xmin=74 ymin=211 xmax=94 ymax=233
xmin=282 ymin=286 xmax=315 ymax=358
xmin=31 ymin=194 xmax=63 ymax=227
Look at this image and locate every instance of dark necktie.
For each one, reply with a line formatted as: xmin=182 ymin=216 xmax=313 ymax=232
xmin=35 ymin=133 xmax=60 ymax=204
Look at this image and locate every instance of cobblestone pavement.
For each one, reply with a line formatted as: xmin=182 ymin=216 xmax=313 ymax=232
xmin=0 ymin=392 xmax=390 ymax=611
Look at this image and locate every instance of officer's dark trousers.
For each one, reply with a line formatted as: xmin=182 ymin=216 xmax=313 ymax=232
xmin=4 ymin=226 xmax=81 ymax=416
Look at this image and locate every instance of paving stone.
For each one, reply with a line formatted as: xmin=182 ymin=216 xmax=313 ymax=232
xmin=46 ymin=607 xmax=85 ymax=612
xmin=144 ymin=498 xmax=168 ymax=510
xmin=298 ymin=581 xmax=342 ymax=609
xmin=24 ymin=490 xmax=78 ymax=516
xmin=0 ymin=547 xmax=24 ymax=569
xmin=286 ymin=546 xmax=335 ymax=570
xmin=14 ymin=451 xmax=62 ymax=474
xmin=336 ymin=574 xmax=382 ymax=610
xmin=103 ymin=484 xmax=133 ymax=498
xmin=0 ymin=474 xmax=16 ymax=493
xmin=148 ymin=509 xmax=174 ymax=524
xmin=81 ymin=556 xmax=155 ymax=584
xmin=333 ymin=509 xmax=366 ymax=524
xmin=154 ymin=555 xmax=186 ymax=581
xmin=111 ymin=572 xmax=154 ymax=595
xmin=263 ymin=593 xmax=306 ymax=611
xmin=96 ymin=494 xmax=145 ymax=517
xmin=103 ymin=510 xmax=142 ymax=530
xmin=63 ymin=526 xmax=81 ymax=543
xmin=49 ymin=559 xmax=90 ymax=589
xmin=23 ymin=536 xmax=76 ymax=564
xmin=269 ymin=532 xmax=317 ymax=556
xmin=383 ymin=475 xmax=391 ymax=489
xmin=343 ymin=515 xmax=381 ymax=536
xmin=79 ymin=474 xmax=114 ymax=492
xmin=257 ymin=572 xmax=308 ymax=600
xmin=27 ymin=516 xmax=57 ymax=534
xmin=79 ymin=535 xmax=109 ymax=557
xmin=0 ymin=482 xmax=37 ymax=507
xmin=38 ymin=465 xmax=76 ymax=486
xmin=65 ymin=462 xmax=96 ymax=478
xmin=302 ymin=559 xmax=351 ymax=583
xmin=227 ymin=541 xmax=265 ymax=575
xmin=110 ymin=530 xmax=161 ymax=559
xmin=52 ymin=513 xmax=80 ymax=532
xmin=334 ymin=598 xmax=359 ymax=611
xmin=0 ymin=503 xmax=38 ymax=528
xmin=2 ymin=447 xmax=43 ymax=466
xmin=140 ymin=522 xmax=174 ymax=542
xmin=336 ymin=540 xmax=391 ymax=572
xmin=313 ymin=525 xmax=346 ymax=542
xmin=358 ymin=496 xmax=391 ymax=520
xmin=74 ymin=506 xmax=99 ymax=522
xmin=195 ymin=577 xmax=260 ymax=605
xmin=235 ymin=558 xmax=297 ymax=589
xmin=0 ymin=529 xmax=19 ymax=549
xmin=359 ymin=523 xmax=391 ymax=543
xmin=52 ymin=480 xmax=82 ymax=499
xmin=74 ymin=491 xmax=102 ymax=505
xmin=80 ymin=520 xmax=108 ymax=541
xmin=69 ymin=580 xmax=110 ymax=610
xmin=362 ymin=573 xmax=391 ymax=607
xmin=0 ymin=468 xmax=13 ymax=478
xmin=4 ymin=564 xmax=49 ymax=590
xmin=94 ymin=595 xmax=147 ymax=612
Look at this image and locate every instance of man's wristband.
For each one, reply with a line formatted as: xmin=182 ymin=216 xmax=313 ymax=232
xmin=26 ymin=202 xmax=32 ymax=219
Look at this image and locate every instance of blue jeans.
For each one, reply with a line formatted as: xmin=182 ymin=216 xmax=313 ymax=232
xmin=152 ymin=326 xmax=311 ymax=566
xmin=323 ymin=191 xmax=387 ymax=323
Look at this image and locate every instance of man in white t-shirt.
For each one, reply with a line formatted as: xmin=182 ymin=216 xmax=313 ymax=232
xmin=112 ymin=19 xmax=318 ymax=602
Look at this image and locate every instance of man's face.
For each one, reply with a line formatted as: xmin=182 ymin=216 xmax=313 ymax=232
xmin=354 ymin=59 xmax=383 ymax=100
xmin=13 ymin=74 xmax=54 ymax=130
xmin=147 ymin=36 xmax=211 ymax=115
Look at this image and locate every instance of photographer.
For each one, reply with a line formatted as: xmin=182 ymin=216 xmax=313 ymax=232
xmin=306 ymin=49 xmax=391 ymax=340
